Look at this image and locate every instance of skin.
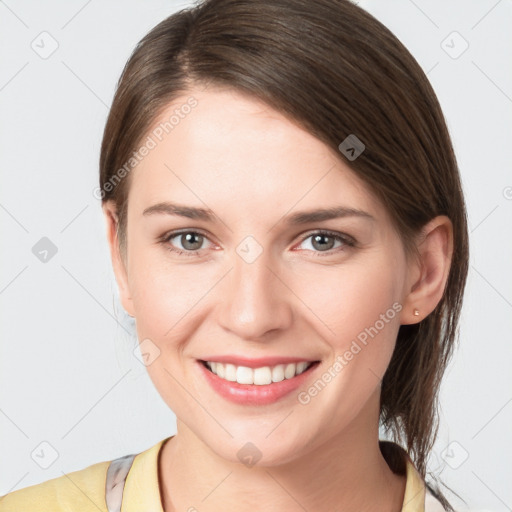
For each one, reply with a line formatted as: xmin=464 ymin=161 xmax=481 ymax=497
xmin=103 ymin=86 xmax=453 ymax=512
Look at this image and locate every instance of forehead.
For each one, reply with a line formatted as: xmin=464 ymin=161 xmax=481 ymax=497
xmin=128 ymin=87 xmax=386 ymax=222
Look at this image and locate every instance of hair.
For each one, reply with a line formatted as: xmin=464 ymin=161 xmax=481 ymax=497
xmin=99 ymin=0 xmax=469 ymax=508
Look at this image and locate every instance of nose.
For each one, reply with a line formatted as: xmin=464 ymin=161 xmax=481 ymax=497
xmin=216 ymin=246 xmax=294 ymax=342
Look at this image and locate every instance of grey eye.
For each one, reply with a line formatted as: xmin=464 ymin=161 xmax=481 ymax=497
xmin=172 ymin=232 xmax=205 ymax=251
xmin=310 ymin=234 xmax=337 ymax=251
xmin=300 ymin=233 xmax=343 ymax=252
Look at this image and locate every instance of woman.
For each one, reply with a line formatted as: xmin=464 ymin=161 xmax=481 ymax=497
xmin=0 ymin=0 xmax=468 ymax=510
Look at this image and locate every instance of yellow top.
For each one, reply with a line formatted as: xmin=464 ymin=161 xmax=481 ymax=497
xmin=0 ymin=436 xmax=443 ymax=511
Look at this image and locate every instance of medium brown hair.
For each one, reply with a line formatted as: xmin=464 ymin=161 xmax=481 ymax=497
xmin=99 ymin=0 xmax=469 ymax=507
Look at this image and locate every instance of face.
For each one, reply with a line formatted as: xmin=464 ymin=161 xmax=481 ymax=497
xmin=108 ymin=86 xmax=414 ymax=466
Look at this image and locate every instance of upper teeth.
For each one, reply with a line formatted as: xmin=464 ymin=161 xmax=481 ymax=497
xmin=205 ymin=361 xmax=312 ymax=385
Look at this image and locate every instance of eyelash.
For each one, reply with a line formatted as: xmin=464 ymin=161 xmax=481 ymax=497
xmin=159 ymin=229 xmax=356 ymax=258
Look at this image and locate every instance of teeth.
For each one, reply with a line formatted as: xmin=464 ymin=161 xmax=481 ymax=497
xmin=205 ymin=361 xmax=313 ymax=385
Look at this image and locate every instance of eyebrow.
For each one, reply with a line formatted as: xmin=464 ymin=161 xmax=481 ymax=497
xmin=142 ymin=201 xmax=375 ymax=224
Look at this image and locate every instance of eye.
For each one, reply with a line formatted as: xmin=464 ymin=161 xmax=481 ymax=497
xmin=160 ymin=230 xmax=214 ymax=257
xmin=159 ymin=229 xmax=356 ymax=258
xmin=296 ymin=230 xmax=355 ymax=256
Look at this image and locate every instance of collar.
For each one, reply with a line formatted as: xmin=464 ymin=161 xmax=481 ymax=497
xmin=122 ymin=437 xmax=167 ymax=512
xmin=402 ymin=456 xmax=427 ymax=511
xmin=121 ymin=436 xmax=426 ymax=512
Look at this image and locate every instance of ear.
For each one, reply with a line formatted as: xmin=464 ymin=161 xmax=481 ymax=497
xmin=102 ymin=200 xmax=135 ymax=317
xmin=401 ymin=215 xmax=454 ymax=325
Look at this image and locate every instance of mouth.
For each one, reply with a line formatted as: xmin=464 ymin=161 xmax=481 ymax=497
xmin=200 ymin=359 xmax=317 ymax=385
xmin=197 ymin=358 xmax=321 ymax=405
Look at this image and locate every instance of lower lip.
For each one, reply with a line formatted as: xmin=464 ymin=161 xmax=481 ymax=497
xmin=197 ymin=360 xmax=320 ymax=406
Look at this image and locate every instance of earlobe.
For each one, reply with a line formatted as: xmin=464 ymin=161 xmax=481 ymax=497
xmin=102 ymin=201 xmax=135 ymax=317
xmin=401 ymin=216 xmax=453 ymax=325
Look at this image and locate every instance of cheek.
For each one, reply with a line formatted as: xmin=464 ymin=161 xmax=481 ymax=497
xmin=126 ymin=228 xmax=212 ymax=332
xmin=126 ymin=252 xmax=214 ymax=413
xmin=287 ymin=262 xmax=403 ymax=439
xmin=291 ymin=256 xmax=404 ymax=407
xmin=129 ymin=261 xmax=212 ymax=347
xmin=126 ymin=244 xmax=228 ymax=413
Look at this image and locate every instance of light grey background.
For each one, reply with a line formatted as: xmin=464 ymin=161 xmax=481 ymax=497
xmin=1 ymin=1 xmax=511 ymax=510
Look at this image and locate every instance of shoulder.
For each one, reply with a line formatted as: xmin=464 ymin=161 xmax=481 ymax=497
xmin=0 ymin=459 xmax=110 ymax=512
xmin=0 ymin=437 xmax=170 ymax=512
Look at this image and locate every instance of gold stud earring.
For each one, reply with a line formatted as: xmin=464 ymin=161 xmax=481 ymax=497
xmin=413 ymin=308 xmax=420 ymax=316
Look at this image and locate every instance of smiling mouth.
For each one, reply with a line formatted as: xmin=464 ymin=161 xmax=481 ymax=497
xmin=200 ymin=360 xmax=320 ymax=385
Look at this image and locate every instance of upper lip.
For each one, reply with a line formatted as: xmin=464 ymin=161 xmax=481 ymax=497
xmin=199 ymin=355 xmax=319 ymax=368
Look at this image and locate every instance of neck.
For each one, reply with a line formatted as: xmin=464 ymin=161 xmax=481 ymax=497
xmin=159 ymin=396 xmax=406 ymax=512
